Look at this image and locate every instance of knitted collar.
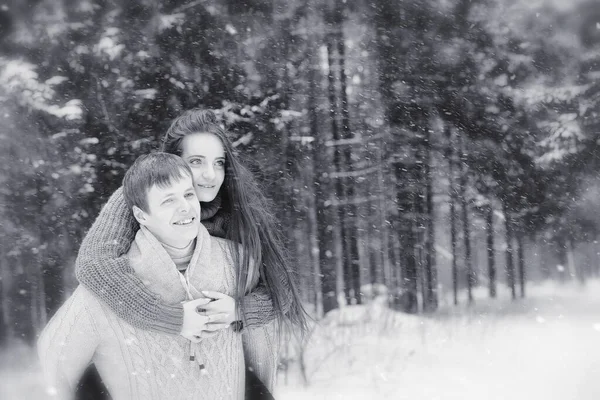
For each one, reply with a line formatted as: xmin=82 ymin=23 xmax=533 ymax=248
xmin=130 ymin=226 xmax=210 ymax=303
xmin=200 ymin=193 xmax=222 ymax=221
xmin=161 ymin=239 xmax=196 ymax=271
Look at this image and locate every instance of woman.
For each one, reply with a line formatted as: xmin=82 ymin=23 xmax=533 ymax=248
xmin=75 ymin=109 xmax=307 ymax=398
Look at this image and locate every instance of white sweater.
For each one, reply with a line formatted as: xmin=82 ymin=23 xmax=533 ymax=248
xmin=38 ymin=226 xmax=245 ymax=400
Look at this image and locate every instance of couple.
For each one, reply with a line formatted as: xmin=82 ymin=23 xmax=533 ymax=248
xmin=37 ymin=109 xmax=308 ymax=400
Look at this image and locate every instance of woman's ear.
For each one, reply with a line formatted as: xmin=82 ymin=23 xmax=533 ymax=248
xmin=132 ymin=206 xmax=147 ymax=225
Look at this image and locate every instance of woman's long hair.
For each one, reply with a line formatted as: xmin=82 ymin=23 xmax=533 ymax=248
xmin=161 ymin=109 xmax=307 ymax=333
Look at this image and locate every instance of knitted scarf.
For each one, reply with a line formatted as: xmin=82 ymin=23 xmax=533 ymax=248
xmin=200 ymin=194 xmax=230 ymax=239
xmin=130 ymin=226 xmax=209 ymax=303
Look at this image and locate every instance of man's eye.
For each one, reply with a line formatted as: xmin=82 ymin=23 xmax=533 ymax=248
xmin=162 ymin=199 xmax=173 ymax=205
xmin=185 ymin=192 xmax=195 ymax=198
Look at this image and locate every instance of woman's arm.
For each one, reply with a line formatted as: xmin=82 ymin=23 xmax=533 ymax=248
xmin=242 ymin=271 xmax=292 ymax=328
xmin=75 ymin=187 xmax=183 ymax=334
xmin=202 ymin=267 xmax=291 ymax=329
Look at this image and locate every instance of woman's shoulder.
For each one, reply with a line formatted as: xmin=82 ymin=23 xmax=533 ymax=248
xmin=209 ymin=235 xmax=238 ymax=256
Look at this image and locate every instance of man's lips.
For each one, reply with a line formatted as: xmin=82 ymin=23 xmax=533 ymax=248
xmin=173 ymin=217 xmax=196 ymax=226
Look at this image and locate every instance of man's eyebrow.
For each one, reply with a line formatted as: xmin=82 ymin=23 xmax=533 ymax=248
xmin=159 ymin=193 xmax=175 ymax=202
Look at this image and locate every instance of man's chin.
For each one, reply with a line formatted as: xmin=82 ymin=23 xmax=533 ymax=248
xmin=174 ymin=229 xmax=199 ymax=244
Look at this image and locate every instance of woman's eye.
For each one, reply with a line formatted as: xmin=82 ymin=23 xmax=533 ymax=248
xmin=189 ymin=159 xmax=202 ymax=165
xmin=215 ymin=160 xmax=225 ymax=168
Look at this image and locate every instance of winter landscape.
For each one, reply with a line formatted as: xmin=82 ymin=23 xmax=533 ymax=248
xmin=3 ymin=0 xmax=600 ymax=399
xmin=3 ymin=281 xmax=600 ymax=399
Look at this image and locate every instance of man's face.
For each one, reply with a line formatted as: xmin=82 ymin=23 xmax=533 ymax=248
xmin=134 ymin=173 xmax=201 ymax=248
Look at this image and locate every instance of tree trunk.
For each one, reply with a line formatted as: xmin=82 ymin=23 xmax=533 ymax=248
xmin=567 ymin=239 xmax=582 ymax=284
xmin=41 ymin=252 xmax=65 ymax=318
xmin=422 ymin=123 xmax=438 ymax=312
xmin=315 ymin=157 xmax=339 ymax=313
xmin=375 ymin=134 xmax=391 ymax=288
xmin=12 ymin=257 xmax=34 ymax=343
xmin=304 ymin=137 xmax=323 ymax=316
xmin=594 ymin=237 xmax=600 ymax=277
xmin=36 ymin=260 xmax=48 ymax=332
xmin=503 ymin=205 xmax=516 ymax=299
xmin=0 ymin=246 xmax=6 ymax=346
xmin=336 ymin=20 xmax=361 ymax=305
xmin=325 ymin=20 xmax=353 ymax=305
xmin=537 ymin=235 xmax=551 ymax=280
xmin=556 ymin=237 xmax=569 ymax=282
xmin=306 ymin=191 xmax=323 ymax=316
xmin=517 ymin=234 xmax=526 ymax=298
xmin=389 ymin=222 xmax=403 ymax=307
xmin=486 ymin=205 xmax=497 ymax=298
xmin=373 ymin=0 xmax=423 ymax=312
xmin=324 ymin=0 xmax=361 ymax=305
xmin=395 ymin=163 xmax=419 ymax=314
xmin=314 ymin=41 xmax=339 ymax=313
xmin=457 ymin=134 xmax=474 ymax=304
xmin=445 ymin=124 xmax=459 ymax=305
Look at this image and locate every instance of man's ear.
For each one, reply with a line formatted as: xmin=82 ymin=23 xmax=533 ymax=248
xmin=132 ymin=206 xmax=147 ymax=226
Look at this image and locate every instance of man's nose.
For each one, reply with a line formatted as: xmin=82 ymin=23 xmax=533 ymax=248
xmin=178 ymin=198 xmax=191 ymax=213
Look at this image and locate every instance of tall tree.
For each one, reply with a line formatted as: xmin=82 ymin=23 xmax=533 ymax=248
xmin=503 ymin=205 xmax=517 ymax=299
xmin=445 ymin=124 xmax=459 ymax=305
xmin=486 ymin=204 xmax=497 ymax=298
xmin=457 ymin=133 xmax=475 ymax=303
xmin=517 ymin=233 xmax=526 ymax=298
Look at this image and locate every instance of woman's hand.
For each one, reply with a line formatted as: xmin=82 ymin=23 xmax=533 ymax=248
xmin=200 ymin=291 xmax=238 ymax=326
xmin=180 ymin=297 xmax=229 ymax=342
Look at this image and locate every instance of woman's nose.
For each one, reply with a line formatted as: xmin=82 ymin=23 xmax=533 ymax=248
xmin=202 ymin=165 xmax=215 ymax=180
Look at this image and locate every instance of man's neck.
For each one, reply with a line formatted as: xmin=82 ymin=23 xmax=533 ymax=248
xmin=161 ymin=239 xmax=196 ymax=272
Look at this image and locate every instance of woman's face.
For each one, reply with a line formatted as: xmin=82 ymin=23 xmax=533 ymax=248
xmin=180 ymin=132 xmax=226 ymax=202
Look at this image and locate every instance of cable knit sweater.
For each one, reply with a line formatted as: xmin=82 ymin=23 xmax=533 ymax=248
xmin=75 ymin=187 xmax=291 ymax=335
xmin=38 ymin=226 xmax=246 ymax=400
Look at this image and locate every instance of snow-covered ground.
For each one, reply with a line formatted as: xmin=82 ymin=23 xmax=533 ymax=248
xmin=2 ymin=280 xmax=600 ymax=400
xmin=276 ymin=280 xmax=600 ymax=400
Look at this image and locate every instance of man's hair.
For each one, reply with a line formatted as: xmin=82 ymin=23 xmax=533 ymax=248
xmin=122 ymin=152 xmax=193 ymax=213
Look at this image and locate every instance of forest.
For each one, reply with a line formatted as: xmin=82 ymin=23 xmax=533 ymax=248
xmin=1 ymin=0 xmax=600 ymax=353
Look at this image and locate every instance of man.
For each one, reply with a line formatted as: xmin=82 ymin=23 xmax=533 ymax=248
xmin=38 ymin=153 xmax=245 ymax=400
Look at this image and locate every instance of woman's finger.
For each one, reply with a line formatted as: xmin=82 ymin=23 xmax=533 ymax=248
xmin=190 ymin=335 xmax=202 ymax=343
xmin=201 ymin=301 xmax=224 ymax=312
xmin=203 ymin=323 xmax=230 ymax=332
xmin=206 ymin=312 xmax=229 ymax=322
xmin=202 ymin=290 xmax=225 ymax=299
